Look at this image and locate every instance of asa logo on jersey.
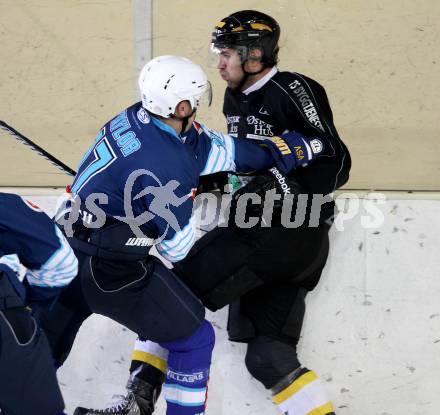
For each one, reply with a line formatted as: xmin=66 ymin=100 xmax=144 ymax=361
xmin=137 ymin=108 xmax=151 ymax=124
xmin=294 ymin=146 xmax=305 ymax=160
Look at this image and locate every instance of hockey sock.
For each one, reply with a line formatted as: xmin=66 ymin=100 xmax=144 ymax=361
xmin=130 ymin=338 xmax=169 ymax=378
xmin=160 ymin=319 xmax=215 ymax=415
xmin=127 ymin=339 xmax=168 ymax=411
xmin=272 ymin=368 xmax=335 ymax=415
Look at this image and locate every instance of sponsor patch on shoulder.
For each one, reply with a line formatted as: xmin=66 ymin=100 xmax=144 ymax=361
xmin=137 ymin=108 xmax=151 ymax=124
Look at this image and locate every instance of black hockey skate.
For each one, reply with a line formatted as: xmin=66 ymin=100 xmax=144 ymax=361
xmin=74 ymin=361 xmax=164 ymax=415
xmin=73 ymin=392 xmax=150 ymax=415
xmin=73 ymin=374 xmax=162 ymax=415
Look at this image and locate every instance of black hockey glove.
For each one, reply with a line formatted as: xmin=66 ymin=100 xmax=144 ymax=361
xmin=228 ymin=168 xmax=304 ymax=226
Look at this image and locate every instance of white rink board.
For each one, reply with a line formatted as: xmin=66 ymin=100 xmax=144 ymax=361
xmin=6 ymin=192 xmax=440 ymax=415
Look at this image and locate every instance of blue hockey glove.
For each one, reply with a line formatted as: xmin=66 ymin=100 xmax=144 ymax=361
xmin=262 ymin=131 xmax=325 ymax=173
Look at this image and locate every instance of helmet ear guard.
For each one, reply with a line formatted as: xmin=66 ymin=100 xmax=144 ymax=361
xmin=247 ymin=47 xmax=264 ymax=61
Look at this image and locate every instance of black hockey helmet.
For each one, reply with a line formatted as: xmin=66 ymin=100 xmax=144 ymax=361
xmin=211 ymin=10 xmax=280 ymax=66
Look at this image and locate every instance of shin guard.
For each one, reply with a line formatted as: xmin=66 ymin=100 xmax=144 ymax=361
xmin=272 ymin=368 xmax=335 ymax=415
xmin=160 ymin=319 xmax=215 ymax=415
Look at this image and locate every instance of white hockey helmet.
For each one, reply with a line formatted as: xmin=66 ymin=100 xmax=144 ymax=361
xmin=138 ymin=55 xmax=212 ymax=118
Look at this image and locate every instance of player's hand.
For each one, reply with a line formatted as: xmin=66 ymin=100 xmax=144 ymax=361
xmin=228 ymin=168 xmax=304 ymax=225
xmin=262 ymin=131 xmax=325 ymax=173
xmin=281 ymin=130 xmax=325 ymax=167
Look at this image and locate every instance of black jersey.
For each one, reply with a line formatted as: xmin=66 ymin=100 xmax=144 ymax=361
xmin=223 ymin=70 xmax=351 ymax=196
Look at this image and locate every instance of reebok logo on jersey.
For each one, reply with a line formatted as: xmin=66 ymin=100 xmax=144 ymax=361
xmin=125 ymin=237 xmax=154 ymax=247
xmin=269 ymin=167 xmax=291 ymax=195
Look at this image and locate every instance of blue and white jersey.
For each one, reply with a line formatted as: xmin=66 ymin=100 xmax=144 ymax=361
xmin=70 ymin=102 xmax=274 ymax=262
xmin=0 ymin=192 xmax=78 ymax=288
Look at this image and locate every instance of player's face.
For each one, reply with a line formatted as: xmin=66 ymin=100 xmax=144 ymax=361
xmin=216 ymin=48 xmax=244 ymax=88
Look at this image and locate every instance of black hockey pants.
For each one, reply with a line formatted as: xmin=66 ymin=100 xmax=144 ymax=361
xmin=38 ymin=249 xmax=205 ymax=366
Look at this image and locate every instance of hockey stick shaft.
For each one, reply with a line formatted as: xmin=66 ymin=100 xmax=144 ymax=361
xmin=0 ymin=120 xmax=77 ymax=176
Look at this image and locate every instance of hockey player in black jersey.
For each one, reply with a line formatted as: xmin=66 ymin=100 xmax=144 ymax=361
xmin=75 ymin=10 xmax=351 ymax=415
xmin=0 ymin=192 xmax=78 ymax=415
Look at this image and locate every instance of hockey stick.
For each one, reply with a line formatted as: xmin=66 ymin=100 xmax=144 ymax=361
xmin=0 ymin=120 xmax=77 ymax=176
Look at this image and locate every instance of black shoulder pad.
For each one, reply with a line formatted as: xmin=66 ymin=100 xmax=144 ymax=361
xmin=269 ymin=72 xmax=329 ymax=134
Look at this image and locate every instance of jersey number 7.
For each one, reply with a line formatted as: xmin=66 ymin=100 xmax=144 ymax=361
xmin=71 ymin=130 xmax=117 ymax=194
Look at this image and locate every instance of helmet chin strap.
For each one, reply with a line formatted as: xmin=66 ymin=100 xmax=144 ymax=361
xmin=236 ymin=61 xmax=267 ymax=91
xmin=171 ymin=108 xmax=197 ymax=135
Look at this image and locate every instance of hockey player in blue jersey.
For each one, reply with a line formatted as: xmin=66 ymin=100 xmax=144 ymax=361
xmin=75 ymin=11 xmax=351 ymax=415
xmin=35 ymin=55 xmax=327 ymax=415
xmin=0 ymin=192 xmax=78 ymax=415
